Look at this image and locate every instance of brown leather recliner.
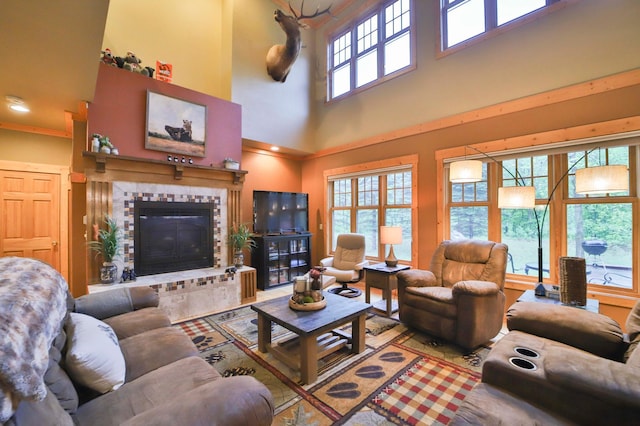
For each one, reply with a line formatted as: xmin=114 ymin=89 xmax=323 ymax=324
xmin=452 ymin=300 xmax=640 ymax=425
xmin=396 ymin=239 xmax=508 ymax=349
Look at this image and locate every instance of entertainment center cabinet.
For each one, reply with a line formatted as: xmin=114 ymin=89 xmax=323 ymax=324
xmin=254 ymin=233 xmax=312 ymax=290
xmin=252 ymin=190 xmax=311 ymax=290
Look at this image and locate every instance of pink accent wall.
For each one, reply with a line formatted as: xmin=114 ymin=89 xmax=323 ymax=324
xmin=88 ymin=63 xmax=241 ymax=167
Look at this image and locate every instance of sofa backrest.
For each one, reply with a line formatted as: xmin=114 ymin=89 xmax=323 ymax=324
xmin=624 ymin=300 xmax=640 ymax=366
xmin=332 ymin=234 xmax=366 ymax=271
xmin=429 ymin=239 xmax=508 ymax=290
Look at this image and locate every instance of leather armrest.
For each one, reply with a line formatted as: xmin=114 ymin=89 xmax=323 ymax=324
xmin=354 ymin=260 xmax=369 ymax=270
xmin=452 ymin=280 xmax=499 ymax=297
xmin=507 ymin=302 xmax=626 ymax=360
xmin=319 ymin=257 xmax=333 ymax=268
xmin=545 ymin=348 xmax=640 ymax=409
xmin=396 ymin=269 xmax=437 ymax=288
xmin=75 ymin=287 xmax=159 ymax=320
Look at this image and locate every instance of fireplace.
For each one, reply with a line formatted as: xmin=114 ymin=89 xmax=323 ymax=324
xmin=134 ymin=201 xmax=214 ymax=276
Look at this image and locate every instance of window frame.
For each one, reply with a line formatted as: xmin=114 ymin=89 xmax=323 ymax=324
xmin=437 ymin=134 xmax=640 ymax=299
xmin=323 ymin=155 xmax=418 ymax=264
xmin=438 ymin=0 xmax=570 ymax=57
xmin=326 ymin=0 xmax=416 ymax=102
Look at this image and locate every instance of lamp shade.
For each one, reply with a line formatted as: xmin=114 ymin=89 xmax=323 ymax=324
xmin=498 ymin=186 xmax=536 ymax=209
xmin=380 ymin=226 xmax=402 ymax=245
xmin=450 ymin=160 xmax=482 ymax=183
xmin=575 ymin=165 xmax=629 ymax=195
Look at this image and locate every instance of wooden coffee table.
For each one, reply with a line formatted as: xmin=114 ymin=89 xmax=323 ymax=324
xmin=251 ymin=291 xmax=371 ymax=384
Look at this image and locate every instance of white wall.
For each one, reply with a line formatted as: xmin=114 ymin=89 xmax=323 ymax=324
xmin=231 ymin=0 xmax=317 ymax=153
xmin=313 ymin=0 xmax=640 ymax=151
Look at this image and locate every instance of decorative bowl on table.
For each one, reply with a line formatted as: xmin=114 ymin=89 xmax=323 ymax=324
xmin=289 ymin=295 xmax=326 ymax=311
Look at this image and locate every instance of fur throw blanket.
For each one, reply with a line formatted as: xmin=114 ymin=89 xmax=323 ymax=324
xmin=0 ymin=257 xmax=69 ymax=422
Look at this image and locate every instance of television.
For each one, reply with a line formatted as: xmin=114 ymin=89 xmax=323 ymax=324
xmin=253 ymin=191 xmax=309 ymax=235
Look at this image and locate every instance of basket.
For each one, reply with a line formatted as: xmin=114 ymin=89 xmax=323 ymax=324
xmin=558 ymin=257 xmax=587 ymax=306
xmin=289 ymin=296 xmax=326 ymax=311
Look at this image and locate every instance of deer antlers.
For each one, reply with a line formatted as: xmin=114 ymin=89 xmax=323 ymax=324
xmin=289 ymin=0 xmax=332 ymax=21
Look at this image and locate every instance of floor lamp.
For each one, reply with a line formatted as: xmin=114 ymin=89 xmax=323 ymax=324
xmin=450 ymin=146 xmax=628 ymax=296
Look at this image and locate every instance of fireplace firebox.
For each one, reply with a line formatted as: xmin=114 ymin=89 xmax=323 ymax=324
xmin=134 ymin=201 xmax=214 ymax=276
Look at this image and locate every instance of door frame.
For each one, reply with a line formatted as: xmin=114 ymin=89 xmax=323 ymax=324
xmin=0 ymin=160 xmax=70 ymax=281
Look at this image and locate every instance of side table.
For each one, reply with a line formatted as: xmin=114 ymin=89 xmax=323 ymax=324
xmin=364 ymin=263 xmax=410 ymax=317
xmin=517 ymin=289 xmax=599 ymax=313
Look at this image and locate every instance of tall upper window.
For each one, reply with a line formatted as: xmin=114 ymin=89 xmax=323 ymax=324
xmin=441 ymin=0 xmax=561 ymax=51
xmin=328 ymin=0 xmax=414 ymax=101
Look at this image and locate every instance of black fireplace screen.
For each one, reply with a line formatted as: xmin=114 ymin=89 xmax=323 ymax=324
xmin=134 ymin=201 xmax=214 ymax=276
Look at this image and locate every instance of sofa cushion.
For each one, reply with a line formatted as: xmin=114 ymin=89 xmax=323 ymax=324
xmin=64 ymin=313 xmax=126 ymax=394
xmin=45 ymin=344 xmax=78 ymax=414
xmin=73 ymin=356 xmax=221 ymax=426
xmin=119 ymin=327 xmax=199 ymax=382
xmin=103 ymin=307 xmax=171 ymax=340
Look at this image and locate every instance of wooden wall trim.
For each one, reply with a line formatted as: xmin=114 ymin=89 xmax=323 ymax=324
xmin=0 ymin=121 xmax=70 ymax=138
xmin=306 ymin=68 xmax=640 ymax=160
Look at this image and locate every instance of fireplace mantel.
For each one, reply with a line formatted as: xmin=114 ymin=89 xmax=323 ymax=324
xmin=82 ymin=151 xmax=247 ymax=183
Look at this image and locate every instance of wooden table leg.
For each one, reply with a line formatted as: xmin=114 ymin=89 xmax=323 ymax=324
xmin=256 ymin=313 xmax=271 ymax=353
xmin=299 ymin=334 xmax=318 ymax=384
xmin=385 ymin=278 xmax=392 ymax=316
xmin=351 ymin=314 xmax=366 ymax=353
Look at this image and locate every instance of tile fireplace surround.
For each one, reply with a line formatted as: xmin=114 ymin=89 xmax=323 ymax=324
xmin=89 ymin=181 xmax=241 ymax=322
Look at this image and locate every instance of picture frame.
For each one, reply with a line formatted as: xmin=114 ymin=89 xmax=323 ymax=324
xmin=145 ymin=91 xmax=207 ymax=157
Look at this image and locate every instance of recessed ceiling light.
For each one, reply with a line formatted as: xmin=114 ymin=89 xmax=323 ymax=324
xmin=270 ymin=146 xmax=280 ymax=152
xmin=6 ymin=95 xmax=30 ymax=113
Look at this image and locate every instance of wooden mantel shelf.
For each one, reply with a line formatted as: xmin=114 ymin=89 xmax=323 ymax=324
xmin=82 ymin=151 xmax=247 ymax=183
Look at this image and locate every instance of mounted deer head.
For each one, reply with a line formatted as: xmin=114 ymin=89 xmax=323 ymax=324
xmin=266 ymin=0 xmax=331 ymax=83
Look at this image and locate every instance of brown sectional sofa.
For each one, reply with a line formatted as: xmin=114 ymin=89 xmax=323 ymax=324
xmin=452 ymin=299 xmax=640 ymax=425
xmin=0 ymin=257 xmax=274 ymax=426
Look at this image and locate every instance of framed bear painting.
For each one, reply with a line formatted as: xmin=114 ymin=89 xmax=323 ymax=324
xmin=145 ymin=91 xmax=207 ymax=157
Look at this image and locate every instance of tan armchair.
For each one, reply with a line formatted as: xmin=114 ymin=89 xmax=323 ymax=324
xmin=396 ymin=239 xmax=508 ymax=349
xmin=320 ymin=233 xmax=368 ymax=298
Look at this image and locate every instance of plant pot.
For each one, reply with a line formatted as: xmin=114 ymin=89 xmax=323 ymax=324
xmin=100 ymin=262 xmax=118 ymax=284
xmin=233 ymin=251 xmax=244 ymax=268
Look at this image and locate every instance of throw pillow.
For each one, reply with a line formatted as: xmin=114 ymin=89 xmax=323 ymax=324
xmin=64 ymin=313 xmax=126 ymax=393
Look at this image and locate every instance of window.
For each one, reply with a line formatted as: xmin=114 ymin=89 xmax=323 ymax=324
xmin=326 ymin=156 xmax=416 ymax=263
xmin=328 ymin=0 xmax=414 ymax=100
xmin=441 ymin=0 xmax=561 ymax=51
xmin=444 ymin=143 xmax=637 ymax=291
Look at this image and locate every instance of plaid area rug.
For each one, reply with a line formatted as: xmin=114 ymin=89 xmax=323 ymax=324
xmin=175 ymin=306 xmax=492 ymax=425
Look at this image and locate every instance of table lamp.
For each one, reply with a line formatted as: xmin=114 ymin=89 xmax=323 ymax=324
xmin=380 ymin=226 xmax=402 ymax=267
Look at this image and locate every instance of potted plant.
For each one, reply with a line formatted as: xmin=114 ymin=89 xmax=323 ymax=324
xmin=228 ymin=223 xmax=256 ymax=267
xmin=89 ymin=215 xmax=122 ymax=283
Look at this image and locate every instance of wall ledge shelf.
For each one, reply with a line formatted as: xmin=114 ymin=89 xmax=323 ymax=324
xmin=82 ymin=151 xmax=247 ymax=183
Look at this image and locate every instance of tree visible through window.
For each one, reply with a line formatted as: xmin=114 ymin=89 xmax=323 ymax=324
xmin=445 ymin=145 xmax=636 ymax=290
xmin=328 ymin=165 xmax=413 ymax=263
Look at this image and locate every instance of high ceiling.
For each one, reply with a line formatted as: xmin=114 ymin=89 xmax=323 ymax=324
xmin=0 ymin=0 xmax=109 ymax=135
xmin=0 ymin=0 xmax=351 ymax=137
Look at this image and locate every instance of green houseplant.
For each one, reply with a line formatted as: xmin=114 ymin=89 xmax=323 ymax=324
xmin=89 ymin=215 xmax=122 ymax=283
xmin=228 ymin=223 xmax=256 ymax=267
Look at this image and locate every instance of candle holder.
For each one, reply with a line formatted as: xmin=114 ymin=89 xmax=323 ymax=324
xmin=290 ymin=267 xmax=326 ymax=311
